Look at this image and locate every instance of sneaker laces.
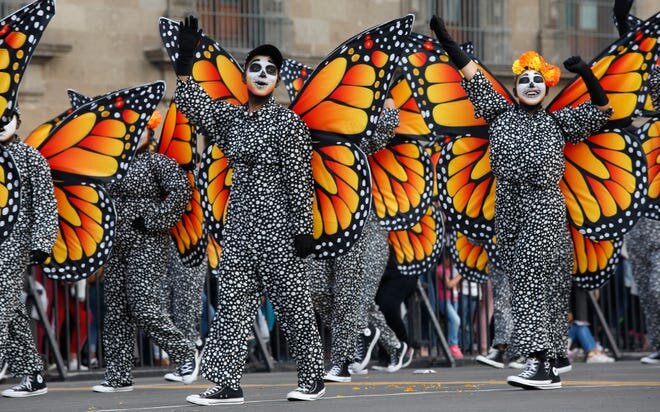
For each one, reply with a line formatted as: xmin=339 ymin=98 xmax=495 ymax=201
xmin=519 ymin=358 xmax=540 ymax=378
xmin=178 ymin=359 xmax=195 ymax=376
xmin=200 ymin=386 xmax=223 ymax=397
xmin=13 ymin=375 xmax=33 ymax=391
xmin=354 ymin=335 xmax=366 ymax=361
xmin=327 ymin=364 xmax=342 ymax=376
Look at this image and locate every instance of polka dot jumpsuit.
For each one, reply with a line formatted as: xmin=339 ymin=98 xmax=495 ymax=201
xmin=308 ymin=108 xmax=401 ymax=367
xmin=103 ymin=151 xmax=195 ymax=387
xmin=462 ymin=70 xmax=610 ymax=358
xmin=0 ymin=139 xmax=58 ymax=377
xmin=174 ymin=79 xmax=324 ymax=390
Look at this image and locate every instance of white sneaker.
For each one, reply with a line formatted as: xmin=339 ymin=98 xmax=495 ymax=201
xmin=586 ymin=353 xmax=615 ymax=364
xmin=348 ymin=363 xmax=368 ymax=375
xmin=68 ymin=360 xmax=88 ymax=371
xmin=178 ymin=350 xmax=201 ymax=385
xmin=372 ymin=343 xmax=407 ymax=373
xmin=286 ymin=380 xmax=325 ymax=401
xmin=641 ymin=352 xmax=660 ymax=365
xmin=92 ymin=381 xmax=134 ymax=393
xmin=164 ymin=371 xmax=183 ymax=382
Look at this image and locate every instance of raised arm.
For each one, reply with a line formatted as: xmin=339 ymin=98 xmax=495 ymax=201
xmin=430 ymin=15 xmax=477 ymax=80
xmin=613 ymin=0 xmax=634 ymax=37
xmin=563 ymin=56 xmax=611 ymax=113
xmin=28 ymin=147 xmax=58 ymax=261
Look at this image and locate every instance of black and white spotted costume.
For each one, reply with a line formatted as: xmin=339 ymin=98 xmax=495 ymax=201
xmin=462 ymin=70 xmax=610 ymax=357
xmin=308 ymin=108 xmax=400 ymax=366
xmin=161 ymin=240 xmax=207 ymax=342
xmin=102 ymin=151 xmax=195 ymax=387
xmin=488 ymin=263 xmax=514 ymax=353
xmin=0 ymin=138 xmax=58 ymax=377
xmin=174 ymin=79 xmax=324 ymax=390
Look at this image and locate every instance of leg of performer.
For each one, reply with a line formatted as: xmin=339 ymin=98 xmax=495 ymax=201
xmin=547 ymin=230 xmax=573 ymax=374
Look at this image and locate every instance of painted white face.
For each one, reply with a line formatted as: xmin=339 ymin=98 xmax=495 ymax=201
xmin=245 ymin=56 xmax=278 ymax=97
xmin=516 ymin=70 xmax=547 ymax=106
xmin=0 ymin=115 xmax=18 ymax=142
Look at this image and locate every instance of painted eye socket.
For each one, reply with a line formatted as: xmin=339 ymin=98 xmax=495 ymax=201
xmin=248 ymin=62 xmax=263 ymax=73
xmin=533 ymin=75 xmax=544 ymax=83
xmin=518 ymin=77 xmax=531 ymax=84
xmin=265 ymin=65 xmax=277 ymax=76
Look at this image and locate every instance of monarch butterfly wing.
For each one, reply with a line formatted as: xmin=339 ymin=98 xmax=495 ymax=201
xmin=638 ymin=117 xmax=660 ymax=220
xmin=437 ymin=132 xmax=495 ymax=240
xmin=24 ymin=81 xmax=166 ymax=184
xmin=157 ymin=101 xmax=198 ymax=170
xmin=400 ymin=33 xmax=514 ymax=136
xmin=448 ymin=231 xmax=490 ymax=284
xmin=281 ymin=59 xmax=313 ymax=103
xmin=207 ymin=234 xmax=222 ymax=276
xmin=311 ymin=134 xmax=372 ymax=258
xmin=547 ymin=12 xmax=660 ymax=126
xmin=169 ymin=171 xmax=207 ymax=267
xmin=388 ymin=204 xmax=444 ymax=276
xmin=425 ymin=139 xmax=446 ymax=198
xmin=43 ymin=182 xmax=116 ymax=280
xmin=369 ymin=136 xmax=433 ymax=230
xmin=0 ymin=0 xmax=55 ymax=124
xmin=67 ymin=89 xmax=95 ymax=109
xmin=389 ymin=77 xmax=433 ymax=141
xmin=561 ymin=128 xmax=647 ymax=239
xmin=0 ymin=148 xmax=20 ymax=246
xmin=198 ymin=143 xmax=231 ymax=243
xmin=570 ymin=226 xmax=622 ymax=290
xmin=290 ymin=15 xmax=414 ymax=143
xmin=159 ymin=18 xmax=248 ymax=106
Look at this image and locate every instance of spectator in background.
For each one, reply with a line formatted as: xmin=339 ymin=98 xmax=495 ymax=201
xmin=436 ymin=256 xmax=462 ymax=359
xmin=568 ymin=285 xmax=614 ymax=364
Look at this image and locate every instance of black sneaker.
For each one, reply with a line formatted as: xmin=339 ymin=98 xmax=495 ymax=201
xmin=507 ymin=358 xmax=560 ymax=390
xmin=555 ymin=356 xmax=572 ymax=374
xmin=547 ymin=359 xmax=562 ymax=388
xmin=401 ymin=347 xmax=415 ymax=368
xmin=476 ymin=347 xmax=505 ymax=369
xmin=1 ymin=372 xmax=47 ymax=398
xmin=324 ymin=360 xmax=351 ymax=382
xmin=92 ymin=381 xmax=134 ymax=393
xmin=372 ymin=342 xmax=408 ymax=373
xmin=178 ymin=350 xmax=200 ymax=384
xmin=186 ymin=385 xmax=244 ymax=405
xmin=287 ymin=379 xmax=326 ymax=401
xmin=352 ymin=326 xmax=381 ymax=372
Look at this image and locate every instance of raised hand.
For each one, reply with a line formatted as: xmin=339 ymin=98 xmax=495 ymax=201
xmin=176 ymin=15 xmax=202 ymax=76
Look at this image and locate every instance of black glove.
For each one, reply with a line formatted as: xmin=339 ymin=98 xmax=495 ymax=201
xmin=563 ymin=56 xmax=609 ymax=107
xmin=429 ymin=15 xmax=471 ymax=69
xmin=132 ymin=216 xmax=147 ymax=232
xmin=613 ymin=0 xmax=633 ymax=37
xmin=30 ymin=250 xmax=49 ymax=264
xmin=176 ymin=15 xmax=202 ymax=76
xmin=293 ymin=234 xmax=315 ymax=258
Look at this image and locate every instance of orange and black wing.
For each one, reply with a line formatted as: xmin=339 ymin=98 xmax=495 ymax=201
xmin=160 ymin=18 xmax=248 ymax=106
xmin=281 ymin=59 xmax=313 ymax=103
xmin=570 ymin=226 xmax=622 ymax=290
xmin=548 ymin=12 xmax=660 ymax=126
xmin=561 ymin=128 xmax=648 ymax=239
xmin=437 ymin=132 xmax=495 ymax=240
xmin=207 ymin=234 xmax=222 ymax=276
xmin=389 ymin=76 xmax=433 ymax=141
xmin=448 ymin=231 xmax=490 ymax=284
xmin=400 ymin=33 xmax=514 ymax=136
xmin=42 ymin=182 xmax=116 ymax=281
xmin=158 ymin=101 xmax=198 ymax=172
xmin=67 ymin=89 xmax=95 ymax=109
xmin=637 ymin=117 xmax=659 ymax=220
xmin=169 ymin=171 xmax=207 ymax=267
xmin=0 ymin=148 xmax=20 ymax=246
xmin=312 ymin=135 xmax=372 ymax=258
xmin=426 ymin=139 xmax=447 ymax=198
xmin=369 ymin=136 xmax=433 ymax=230
xmin=198 ymin=143 xmax=231 ymax=244
xmin=290 ymin=15 xmax=414 ymax=143
xmin=388 ymin=204 xmax=445 ymax=276
xmin=0 ymin=0 xmax=55 ymax=124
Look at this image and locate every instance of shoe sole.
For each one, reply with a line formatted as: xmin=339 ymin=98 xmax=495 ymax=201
xmin=186 ymin=394 xmax=244 ymax=405
xmin=641 ymin=359 xmax=660 ymax=365
xmin=323 ymin=375 xmax=351 ymax=383
xmin=287 ymin=388 xmax=326 ymax=401
xmin=2 ymin=388 xmax=48 ymax=398
xmin=164 ymin=374 xmax=183 ymax=382
xmin=349 ymin=368 xmax=368 ymax=375
xmin=507 ymin=376 xmax=559 ymax=390
xmin=355 ymin=328 xmax=381 ymax=371
xmin=92 ymin=386 xmax=134 ymax=393
xmin=475 ymin=356 xmax=504 ymax=369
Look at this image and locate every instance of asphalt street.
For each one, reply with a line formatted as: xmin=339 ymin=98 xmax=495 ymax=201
xmin=0 ymin=360 xmax=658 ymax=412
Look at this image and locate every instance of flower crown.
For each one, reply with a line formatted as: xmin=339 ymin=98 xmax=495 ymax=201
xmin=512 ymin=51 xmax=560 ymax=87
xmin=146 ymin=110 xmax=162 ymax=130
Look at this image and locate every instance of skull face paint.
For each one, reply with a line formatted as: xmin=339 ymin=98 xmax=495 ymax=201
xmin=0 ymin=115 xmax=18 ymax=142
xmin=515 ymin=70 xmax=547 ymax=107
xmin=245 ymin=56 xmax=279 ymax=97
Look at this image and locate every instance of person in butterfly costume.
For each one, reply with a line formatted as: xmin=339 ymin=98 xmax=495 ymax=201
xmin=614 ymin=0 xmax=660 ymax=366
xmin=0 ymin=110 xmax=58 ymax=398
xmin=308 ymin=99 xmax=404 ymax=382
xmin=431 ymin=16 xmax=612 ymax=390
xmin=92 ymin=117 xmax=199 ymax=393
xmin=173 ymin=17 xmax=325 ymax=406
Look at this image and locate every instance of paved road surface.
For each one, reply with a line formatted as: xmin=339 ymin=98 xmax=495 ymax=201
xmin=0 ymin=361 xmax=658 ymax=412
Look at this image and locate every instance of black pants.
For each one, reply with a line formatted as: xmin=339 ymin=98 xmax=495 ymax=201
xmin=375 ymin=264 xmax=418 ymax=345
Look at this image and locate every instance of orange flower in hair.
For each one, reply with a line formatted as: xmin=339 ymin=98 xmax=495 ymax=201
xmin=146 ymin=110 xmax=162 ymax=130
xmin=512 ymin=51 xmax=560 ymax=87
